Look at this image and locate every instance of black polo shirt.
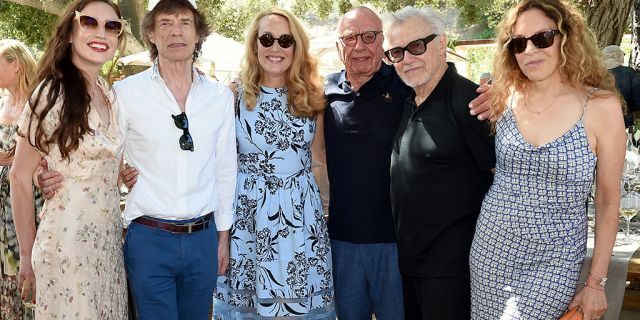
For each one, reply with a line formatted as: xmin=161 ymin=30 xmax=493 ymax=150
xmin=390 ymin=63 xmax=495 ymax=277
xmin=324 ymin=63 xmax=411 ymax=243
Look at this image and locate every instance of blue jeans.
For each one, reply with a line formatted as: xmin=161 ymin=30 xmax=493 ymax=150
xmin=331 ymin=240 xmax=404 ymax=320
xmin=124 ymin=216 xmax=218 ymax=320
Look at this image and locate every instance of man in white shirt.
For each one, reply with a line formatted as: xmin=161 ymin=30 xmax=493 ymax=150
xmin=37 ymin=1 xmax=237 ymax=318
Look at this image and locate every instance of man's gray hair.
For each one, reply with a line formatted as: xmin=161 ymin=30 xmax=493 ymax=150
xmin=602 ymin=45 xmax=624 ymax=69
xmin=384 ymin=6 xmax=445 ymax=35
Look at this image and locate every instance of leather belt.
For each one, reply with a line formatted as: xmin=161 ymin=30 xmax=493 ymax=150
xmin=133 ymin=212 xmax=213 ymax=234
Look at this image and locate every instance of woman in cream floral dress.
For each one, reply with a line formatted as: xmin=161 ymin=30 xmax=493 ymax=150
xmin=0 ymin=39 xmax=42 ymax=320
xmin=9 ymin=0 xmax=127 ymax=318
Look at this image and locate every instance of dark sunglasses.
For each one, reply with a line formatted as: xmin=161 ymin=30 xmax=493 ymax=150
xmin=172 ymin=112 xmax=194 ymax=152
xmin=384 ymin=34 xmax=437 ymax=64
xmin=258 ymin=33 xmax=296 ymax=49
xmin=508 ymin=30 xmax=560 ymax=55
xmin=339 ymin=31 xmax=382 ymax=47
xmin=74 ymin=10 xmax=124 ymax=37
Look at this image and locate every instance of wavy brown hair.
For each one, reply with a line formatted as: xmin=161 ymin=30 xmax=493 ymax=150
xmin=241 ymin=8 xmax=325 ymax=118
xmin=141 ymin=0 xmax=210 ymax=62
xmin=490 ymin=0 xmax=617 ymax=123
xmin=22 ymin=0 xmax=126 ymax=160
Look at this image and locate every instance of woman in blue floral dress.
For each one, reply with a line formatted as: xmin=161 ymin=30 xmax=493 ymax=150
xmin=214 ymin=8 xmax=335 ymax=319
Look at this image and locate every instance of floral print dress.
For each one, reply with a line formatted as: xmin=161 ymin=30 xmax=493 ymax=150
xmin=0 ymin=96 xmax=42 ymax=320
xmin=214 ymin=86 xmax=335 ymax=319
xmin=16 ymin=81 xmax=127 ymax=319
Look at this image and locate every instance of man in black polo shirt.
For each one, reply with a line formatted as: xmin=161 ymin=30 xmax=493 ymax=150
xmin=383 ymin=6 xmax=495 ymax=319
xmin=322 ymin=7 xmax=409 ymax=319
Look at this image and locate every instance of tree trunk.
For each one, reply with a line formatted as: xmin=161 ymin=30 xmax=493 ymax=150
xmin=581 ymin=0 xmax=634 ymax=47
xmin=633 ymin=0 xmax=640 ymax=70
xmin=119 ymin=0 xmax=146 ymax=45
xmin=3 ymin=0 xmax=145 ymax=54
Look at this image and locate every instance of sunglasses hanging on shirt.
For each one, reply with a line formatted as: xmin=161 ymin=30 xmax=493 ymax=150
xmin=172 ymin=112 xmax=194 ymax=152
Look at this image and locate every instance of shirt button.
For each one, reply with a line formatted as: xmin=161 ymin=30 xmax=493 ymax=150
xmin=356 ymin=93 xmax=360 ymax=97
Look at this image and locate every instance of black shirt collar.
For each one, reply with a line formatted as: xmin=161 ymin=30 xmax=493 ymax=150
xmin=407 ymin=62 xmax=458 ymax=108
xmin=337 ymin=63 xmax=395 ymax=96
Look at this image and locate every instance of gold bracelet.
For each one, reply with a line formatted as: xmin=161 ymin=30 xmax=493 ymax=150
xmin=584 ymin=282 xmax=605 ymax=292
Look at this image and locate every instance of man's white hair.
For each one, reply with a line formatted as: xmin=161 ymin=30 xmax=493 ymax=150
xmin=602 ymin=45 xmax=624 ymax=69
xmin=384 ymin=6 xmax=445 ymax=35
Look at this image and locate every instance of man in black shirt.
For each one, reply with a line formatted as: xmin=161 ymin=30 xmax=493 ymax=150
xmin=602 ymin=45 xmax=640 ymax=128
xmin=383 ymin=6 xmax=495 ymax=319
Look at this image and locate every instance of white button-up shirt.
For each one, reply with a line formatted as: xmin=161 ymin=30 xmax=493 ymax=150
xmin=114 ymin=63 xmax=237 ymax=230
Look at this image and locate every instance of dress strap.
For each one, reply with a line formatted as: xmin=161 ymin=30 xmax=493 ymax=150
xmin=508 ymin=90 xmax=517 ymax=111
xmin=580 ymin=87 xmax=598 ymax=120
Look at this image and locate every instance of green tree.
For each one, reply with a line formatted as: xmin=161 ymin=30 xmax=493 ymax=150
xmin=0 ymin=1 xmax=58 ymax=50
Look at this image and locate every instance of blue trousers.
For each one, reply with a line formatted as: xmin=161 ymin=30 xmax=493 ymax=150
xmin=124 ymin=217 xmax=218 ymax=320
xmin=331 ymin=240 xmax=404 ymax=320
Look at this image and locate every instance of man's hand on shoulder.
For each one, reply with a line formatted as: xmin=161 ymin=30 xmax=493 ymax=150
xmin=469 ymin=84 xmax=495 ymax=121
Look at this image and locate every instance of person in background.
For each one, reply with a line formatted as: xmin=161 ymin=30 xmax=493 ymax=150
xmin=602 ymin=45 xmax=640 ymax=128
xmin=213 ymin=7 xmax=335 ymax=319
xmin=382 ymin=6 xmax=496 ymax=319
xmin=9 ymin=0 xmax=128 ymax=318
xmin=479 ymin=72 xmax=492 ymax=85
xmin=470 ymin=1 xmax=624 ymax=319
xmin=0 ymin=39 xmax=41 ymax=320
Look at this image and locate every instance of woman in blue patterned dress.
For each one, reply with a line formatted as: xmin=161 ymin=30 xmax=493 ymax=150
xmin=213 ymin=8 xmax=335 ymax=319
xmin=470 ymin=1 xmax=624 ymax=319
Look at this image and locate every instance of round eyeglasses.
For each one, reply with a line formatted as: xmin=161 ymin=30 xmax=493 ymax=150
xmin=258 ymin=33 xmax=296 ymax=49
xmin=339 ymin=31 xmax=382 ymax=47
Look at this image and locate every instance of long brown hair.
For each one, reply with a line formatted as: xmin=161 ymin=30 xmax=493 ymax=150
xmin=23 ymin=0 xmax=126 ymax=160
xmin=241 ymin=8 xmax=325 ymax=118
xmin=490 ymin=0 xmax=617 ymax=123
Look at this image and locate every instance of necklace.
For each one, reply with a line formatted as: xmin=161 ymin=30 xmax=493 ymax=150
xmin=523 ymin=86 xmax=564 ymax=115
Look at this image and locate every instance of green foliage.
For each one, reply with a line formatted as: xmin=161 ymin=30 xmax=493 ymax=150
xmin=0 ymin=1 xmax=58 ymax=50
xmin=465 ymin=46 xmax=496 ymax=84
xmin=199 ymin=0 xmax=278 ymax=41
xmin=292 ymin=0 xmax=335 ymax=20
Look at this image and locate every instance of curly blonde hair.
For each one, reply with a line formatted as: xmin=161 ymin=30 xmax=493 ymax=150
xmin=240 ymin=8 xmax=325 ymax=118
xmin=490 ymin=0 xmax=617 ymax=123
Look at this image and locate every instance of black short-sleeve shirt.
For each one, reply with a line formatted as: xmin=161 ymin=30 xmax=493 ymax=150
xmin=324 ymin=63 xmax=411 ymax=243
xmin=390 ymin=63 xmax=495 ymax=277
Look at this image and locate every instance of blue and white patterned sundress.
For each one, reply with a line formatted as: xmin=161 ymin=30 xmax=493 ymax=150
xmin=213 ymin=86 xmax=335 ymax=319
xmin=470 ymin=89 xmax=598 ymax=319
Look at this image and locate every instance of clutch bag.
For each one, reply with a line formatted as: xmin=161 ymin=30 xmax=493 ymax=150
xmin=559 ymin=306 xmax=583 ymax=320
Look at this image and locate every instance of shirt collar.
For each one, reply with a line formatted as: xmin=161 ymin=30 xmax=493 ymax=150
xmin=411 ymin=62 xmax=457 ymax=106
xmin=150 ymin=59 xmax=203 ymax=86
xmin=337 ymin=63 xmax=395 ymax=95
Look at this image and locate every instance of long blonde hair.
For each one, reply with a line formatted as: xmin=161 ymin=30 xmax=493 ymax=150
xmin=240 ymin=8 xmax=325 ymax=118
xmin=0 ymin=39 xmax=37 ymax=100
xmin=490 ymin=0 xmax=617 ymax=123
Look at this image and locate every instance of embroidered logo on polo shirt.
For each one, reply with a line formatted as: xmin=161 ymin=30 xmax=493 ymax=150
xmin=383 ymin=92 xmax=392 ymax=103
